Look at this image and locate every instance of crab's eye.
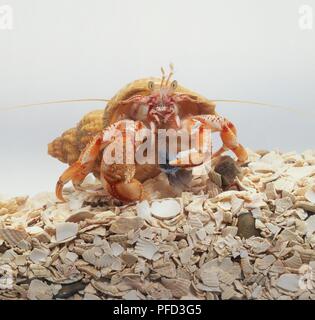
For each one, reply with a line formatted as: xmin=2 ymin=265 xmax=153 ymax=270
xmin=171 ymin=80 xmax=178 ymax=90
xmin=148 ymin=81 xmax=155 ymax=91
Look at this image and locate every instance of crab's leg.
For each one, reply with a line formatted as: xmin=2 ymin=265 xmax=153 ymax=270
xmin=170 ymin=115 xmax=248 ymax=167
xmin=55 ymin=133 xmax=105 ymax=201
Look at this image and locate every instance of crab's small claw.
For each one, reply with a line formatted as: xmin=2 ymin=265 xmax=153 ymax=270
xmin=55 ymin=133 xmax=104 ymax=202
xmin=56 ymin=162 xmax=87 ymax=202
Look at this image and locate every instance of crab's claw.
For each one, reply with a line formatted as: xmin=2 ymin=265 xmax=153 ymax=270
xmin=56 ymin=162 xmax=87 ymax=202
xmin=55 ymin=133 xmax=104 ymax=202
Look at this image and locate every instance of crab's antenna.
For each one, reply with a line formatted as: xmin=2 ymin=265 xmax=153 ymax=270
xmin=209 ymin=99 xmax=315 ymax=119
xmin=0 ymin=98 xmax=110 ymax=112
xmin=160 ymin=67 xmax=166 ymax=89
xmin=165 ymin=63 xmax=174 ymax=87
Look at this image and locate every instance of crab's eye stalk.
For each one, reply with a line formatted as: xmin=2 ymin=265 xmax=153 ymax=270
xmin=171 ymin=80 xmax=178 ymax=90
xmin=148 ymin=81 xmax=155 ymax=91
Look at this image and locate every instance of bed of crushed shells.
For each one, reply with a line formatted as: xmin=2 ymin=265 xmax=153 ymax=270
xmin=1 ymin=149 xmax=315 ymax=300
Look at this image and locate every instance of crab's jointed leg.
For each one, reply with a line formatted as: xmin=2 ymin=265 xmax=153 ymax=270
xmin=55 ymin=133 xmax=104 ymax=201
xmin=170 ymin=114 xmax=248 ymax=167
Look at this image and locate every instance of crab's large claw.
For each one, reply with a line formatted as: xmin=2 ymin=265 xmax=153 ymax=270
xmin=169 ymin=115 xmax=248 ymax=168
xmin=100 ymin=161 xmax=146 ymax=203
xmin=108 ymin=179 xmax=145 ymax=202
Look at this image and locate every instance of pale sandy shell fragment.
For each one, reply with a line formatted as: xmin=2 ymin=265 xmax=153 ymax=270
xmin=265 ymin=182 xmax=278 ymax=200
xmin=274 ymin=178 xmax=295 ymax=193
xmin=278 ymin=229 xmax=303 ymax=243
xmin=29 ymin=248 xmax=50 ymax=264
xmin=155 ymin=262 xmax=177 ymax=278
xmin=255 ymin=255 xmax=276 ymax=270
xmin=305 ymin=215 xmax=315 ymax=236
xmin=110 ymin=217 xmax=144 ymax=234
xmin=151 ymin=199 xmax=181 ymax=220
xmin=25 ymin=226 xmax=51 ymax=243
xmin=179 ymin=247 xmax=193 ymax=265
xmin=83 ymin=293 xmax=101 ymax=300
xmin=295 ymin=201 xmax=315 ymax=213
xmin=221 ymin=285 xmax=238 ymax=300
xmin=218 ymin=201 xmax=232 ymax=211
xmin=294 ymin=247 xmax=315 ymax=264
xmin=199 ymin=270 xmax=219 ymax=288
xmin=196 ymin=228 xmax=207 ymax=241
xmin=123 ymin=290 xmax=141 ymax=300
xmin=305 ymin=186 xmax=315 ymax=203
xmin=240 ymin=256 xmax=253 ymax=277
xmin=136 ymin=200 xmax=152 ymax=222
xmin=135 ymin=239 xmax=158 ymax=260
xmin=65 ymin=252 xmax=78 ymax=263
xmin=248 ymin=162 xmax=276 ymax=173
xmin=283 ymin=252 xmax=303 ymax=269
xmin=231 ymin=195 xmax=244 ymax=215
xmin=27 ymin=279 xmax=53 ymax=300
xmin=222 ymin=226 xmax=238 ymax=237
xmin=95 ymin=254 xmax=114 ymax=269
xmin=0 ymin=263 xmax=14 ymax=289
xmin=188 ymin=216 xmax=203 ymax=229
xmin=161 ymin=277 xmax=191 ymax=298
xmin=145 ymin=282 xmax=173 ymax=299
xmin=286 ymin=165 xmax=315 ymax=180
xmin=55 ymin=222 xmax=78 ymax=242
xmin=111 ymin=242 xmax=124 ymax=257
xmin=65 ymin=210 xmax=95 ymax=223
xmin=265 ymin=223 xmax=281 ymax=236
xmin=218 ymin=271 xmax=235 ymax=285
xmin=251 ymin=285 xmax=263 ymax=299
xmin=185 ymin=197 xmax=205 ymax=213
xmin=91 ymin=280 xmax=121 ymax=297
xmin=246 ymin=237 xmax=271 ymax=254
xmin=0 ymin=228 xmax=29 ymax=247
xmin=276 ymin=274 xmax=301 ymax=292
xmin=275 ymin=197 xmax=293 ymax=213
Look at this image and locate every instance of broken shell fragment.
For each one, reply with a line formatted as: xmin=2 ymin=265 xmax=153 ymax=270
xmin=55 ymin=222 xmax=79 ymax=242
xmin=135 ymin=239 xmax=158 ymax=260
xmin=110 ymin=217 xmax=144 ymax=234
xmin=27 ymin=279 xmax=54 ymax=300
xmin=29 ymin=248 xmax=50 ymax=264
xmin=305 ymin=186 xmax=315 ymax=204
xmin=276 ymin=274 xmax=301 ymax=292
xmin=161 ymin=277 xmax=191 ymax=298
xmin=151 ymin=199 xmax=182 ymax=220
xmin=0 ymin=228 xmax=30 ymax=247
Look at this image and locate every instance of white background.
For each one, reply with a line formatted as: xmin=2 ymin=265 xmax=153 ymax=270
xmin=0 ymin=0 xmax=314 ymax=196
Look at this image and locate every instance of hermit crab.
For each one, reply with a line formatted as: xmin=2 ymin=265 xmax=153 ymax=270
xmin=48 ymin=65 xmax=248 ymax=203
